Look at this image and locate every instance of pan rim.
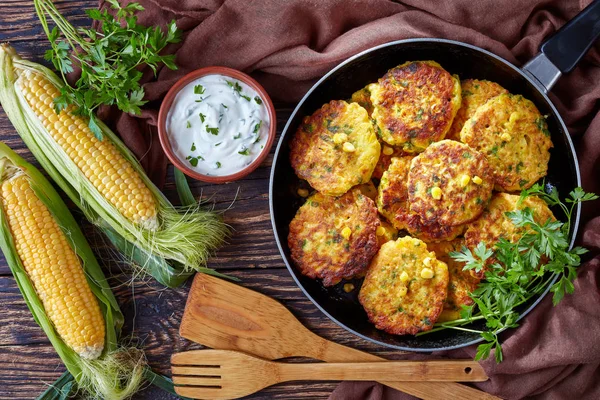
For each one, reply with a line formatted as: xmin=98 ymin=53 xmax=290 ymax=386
xmin=269 ymin=37 xmax=582 ymax=352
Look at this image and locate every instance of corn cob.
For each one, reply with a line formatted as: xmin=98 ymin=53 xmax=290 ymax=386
xmin=0 ymin=142 xmax=145 ymax=399
xmin=1 ymin=173 xmax=104 ymax=359
xmin=0 ymin=44 xmax=230 ymax=288
xmin=18 ymin=70 xmax=158 ymax=230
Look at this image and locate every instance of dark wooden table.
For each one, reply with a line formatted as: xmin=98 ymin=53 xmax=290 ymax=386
xmin=0 ymin=1 xmax=406 ymax=398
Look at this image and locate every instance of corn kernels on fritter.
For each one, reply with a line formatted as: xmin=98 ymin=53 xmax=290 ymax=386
xmin=289 ymin=100 xmax=380 ymax=196
xmin=459 ymin=93 xmax=552 ymax=192
xmin=446 ymin=79 xmax=508 ymax=141
xmin=375 ymin=218 xmax=398 ymax=248
xmin=408 ymin=140 xmax=494 ymax=227
xmin=377 ymin=156 xmax=414 ymax=230
xmin=359 ymin=237 xmax=449 ymax=335
xmin=288 ymin=188 xmax=380 ymax=286
xmin=370 ymin=61 xmax=461 ymax=152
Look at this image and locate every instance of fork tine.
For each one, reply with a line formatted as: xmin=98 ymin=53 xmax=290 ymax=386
xmin=175 ymin=386 xmax=225 ymax=400
xmin=172 ymin=365 xmax=221 ymax=376
xmin=172 ymin=375 xmax=221 ymax=386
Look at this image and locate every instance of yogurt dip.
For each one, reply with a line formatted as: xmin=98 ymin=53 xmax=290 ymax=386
xmin=166 ymin=74 xmax=270 ymax=177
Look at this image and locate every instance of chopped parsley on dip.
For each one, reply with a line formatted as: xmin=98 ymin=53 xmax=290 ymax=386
xmin=166 ymin=75 xmax=270 ymax=176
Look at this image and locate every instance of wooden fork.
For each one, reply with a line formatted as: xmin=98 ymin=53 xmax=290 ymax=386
xmin=171 ymin=349 xmax=488 ymax=400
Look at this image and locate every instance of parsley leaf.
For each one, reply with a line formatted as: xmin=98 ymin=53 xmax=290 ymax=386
xmin=535 ymin=116 xmax=551 ymax=137
xmin=226 ymin=80 xmax=243 ymax=93
xmin=206 ymin=126 xmax=219 ymax=135
xmin=253 ymin=120 xmax=262 ymax=134
xmin=450 ymin=242 xmax=493 ymax=274
xmin=36 ymin=0 xmax=182 ymax=139
xmin=226 ymin=79 xmax=252 ymax=101
xmin=194 ymin=85 xmax=205 ymax=95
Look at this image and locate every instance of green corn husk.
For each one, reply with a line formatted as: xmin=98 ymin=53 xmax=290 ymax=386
xmin=0 ymin=142 xmax=145 ymax=399
xmin=0 ymin=44 xmax=230 ymax=287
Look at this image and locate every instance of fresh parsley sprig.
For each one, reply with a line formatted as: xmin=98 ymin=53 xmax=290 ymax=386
xmin=34 ymin=0 xmax=182 ymax=139
xmin=520 ymin=183 xmax=597 ymax=235
xmin=420 ymin=185 xmax=597 ymax=363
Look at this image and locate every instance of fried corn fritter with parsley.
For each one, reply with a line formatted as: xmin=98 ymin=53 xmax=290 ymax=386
xmin=350 ymin=84 xmax=376 ymax=116
xmin=427 ymin=239 xmax=480 ymax=322
xmin=408 ymin=140 xmax=494 ymax=227
xmin=377 ymin=155 xmax=414 ymax=230
xmin=464 ymin=193 xmax=555 ymax=279
xmin=376 ymin=153 xmax=465 ymax=242
xmin=359 ymin=237 xmax=449 ymax=335
xmin=358 ymin=181 xmax=378 ymax=201
xmin=370 ymin=61 xmax=461 ymax=152
xmin=404 ymin=213 xmax=466 ymax=243
xmin=460 ymin=93 xmax=553 ymax=192
xmin=446 ymin=79 xmax=508 ymax=141
xmin=288 ymin=188 xmax=380 ymax=287
xmin=350 ymin=84 xmax=409 ymax=180
xmin=375 ymin=219 xmax=398 ymax=248
xmin=289 ymin=100 xmax=380 ymax=197
xmin=371 ymin=143 xmax=408 ymax=180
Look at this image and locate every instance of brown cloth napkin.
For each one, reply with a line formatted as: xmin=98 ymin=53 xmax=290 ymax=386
xmin=98 ymin=0 xmax=600 ymax=398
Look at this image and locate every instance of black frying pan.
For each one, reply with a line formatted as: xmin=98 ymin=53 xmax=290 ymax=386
xmin=269 ymin=1 xmax=600 ymax=352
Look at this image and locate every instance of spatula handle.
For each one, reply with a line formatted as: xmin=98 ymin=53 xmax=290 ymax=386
xmin=276 ymin=360 xmax=487 ymax=383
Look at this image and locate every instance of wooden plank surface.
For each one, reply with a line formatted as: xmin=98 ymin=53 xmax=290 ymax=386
xmin=0 ymin=1 xmax=410 ymax=399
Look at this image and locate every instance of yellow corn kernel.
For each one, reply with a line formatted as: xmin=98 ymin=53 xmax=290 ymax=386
xmin=343 ymin=283 xmax=355 ymax=293
xmin=459 ymin=174 xmax=471 ymax=187
xmin=431 ymin=186 xmax=442 ymax=200
xmin=342 ymin=142 xmax=356 ymax=153
xmin=472 ymin=176 xmax=483 ymax=185
xmin=423 ymin=257 xmax=433 ymax=267
xmin=1 ymin=174 xmax=105 ymax=359
xmin=398 ymin=286 xmax=408 ymax=297
xmin=400 ymin=271 xmax=410 ymax=283
xmin=500 ymin=132 xmax=512 ymax=141
xmin=376 ymin=226 xmax=386 ymax=236
xmin=341 ymin=226 xmax=352 ymax=240
xmin=17 ymin=71 xmax=158 ymax=230
xmin=333 ymin=133 xmax=348 ymax=144
xmin=297 ymin=188 xmax=309 ymax=197
xmin=421 ymin=267 xmax=434 ymax=279
xmin=382 ymin=146 xmax=394 ymax=156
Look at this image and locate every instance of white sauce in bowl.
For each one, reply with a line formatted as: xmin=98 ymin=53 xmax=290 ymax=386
xmin=166 ymin=74 xmax=270 ymax=177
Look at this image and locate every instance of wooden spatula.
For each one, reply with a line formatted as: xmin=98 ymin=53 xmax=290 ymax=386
xmin=180 ymin=274 xmax=497 ymax=400
xmin=171 ymin=349 xmax=488 ymax=400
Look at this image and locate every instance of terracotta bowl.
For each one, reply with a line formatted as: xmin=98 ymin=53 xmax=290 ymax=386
xmin=158 ymin=66 xmax=277 ymax=183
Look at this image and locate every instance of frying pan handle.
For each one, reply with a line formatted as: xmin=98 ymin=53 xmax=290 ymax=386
xmin=522 ymin=0 xmax=600 ymax=92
